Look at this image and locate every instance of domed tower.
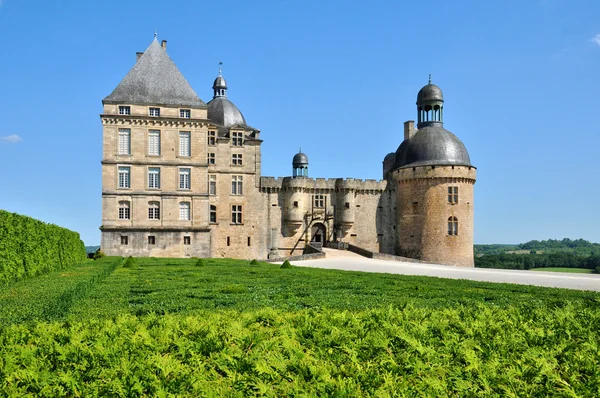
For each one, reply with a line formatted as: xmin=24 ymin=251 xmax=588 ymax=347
xmin=292 ymin=149 xmax=309 ymax=177
xmin=392 ymin=78 xmax=476 ymax=267
xmin=207 ymin=69 xmax=247 ymax=127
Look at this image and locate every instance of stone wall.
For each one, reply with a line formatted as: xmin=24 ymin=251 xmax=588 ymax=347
xmin=394 ymin=165 xmax=476 ymax=267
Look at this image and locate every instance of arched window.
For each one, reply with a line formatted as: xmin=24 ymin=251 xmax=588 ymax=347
xmin=448 ymin=216 xmax=458 ymax=236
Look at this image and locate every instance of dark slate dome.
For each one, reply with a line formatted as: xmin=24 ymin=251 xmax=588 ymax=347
xmin=292 ymin=152 xmax=309 ymax=167
xmin=394 ymin=124 xmax=471 ymax=169
xmin=207 ymin=97 xmax=246 ymax=127
xmin=417 ymin=83 xmax=443 ymax=103
xmin=213 ymin=75 xmax=227 ymax=90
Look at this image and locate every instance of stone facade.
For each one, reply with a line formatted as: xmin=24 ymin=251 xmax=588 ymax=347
xmin=100 ymin=38 xmax=477 ymax=266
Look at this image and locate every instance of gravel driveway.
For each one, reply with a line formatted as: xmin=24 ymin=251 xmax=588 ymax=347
xmin=288 ymin=249 xmax=600 ymax=292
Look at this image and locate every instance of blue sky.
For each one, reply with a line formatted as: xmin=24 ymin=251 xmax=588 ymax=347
xmin=1 ymin=0 xmax=599 ymax=246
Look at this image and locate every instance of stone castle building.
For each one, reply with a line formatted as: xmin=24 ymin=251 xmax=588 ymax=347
xmin=100 ymin=38 xmax=476 ymax=266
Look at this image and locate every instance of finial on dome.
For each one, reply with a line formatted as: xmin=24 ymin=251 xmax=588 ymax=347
xmin=154 ymin=31 xmax=157 ymax=39
xmin=299 ymin=146 xmax=302 ymax=153
xmin=428 ymin=74 xmax=432 ymax=84
xmin=218 ymin=61 xmax=222 ymax=76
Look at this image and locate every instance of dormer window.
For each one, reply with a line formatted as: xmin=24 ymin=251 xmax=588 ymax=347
xmin=118 ymin=106 xmax=131 ymax=115
xmin=149 ymin=107 xmax=160 ymax=117
xmin=180 ymin=109 xmax=191 ymax=118
xmin=232 ymin=132 xmax=243 ymax=146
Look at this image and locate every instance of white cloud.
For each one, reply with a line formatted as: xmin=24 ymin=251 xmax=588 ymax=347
xmin=591 ymin=34 xmax=600 ymax=47
xmin=0 ymin=134 xmax=23 ymax=144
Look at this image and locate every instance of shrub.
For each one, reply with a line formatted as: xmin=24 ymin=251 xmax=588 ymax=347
xmin=220 ymin=284 xmax=248 ymax=294
xmin=250 ymin=259 xmax=259 ymax=265
xmin=0 ymin=210 xmax=86 ymax=285
xmin=93 ymin=250 xmax=105 ymax=260
xmin=195 ymin=258 xmax=207 ymax=267
xmin=280 ymin=260 xmax=292 ymax=269
xmin=123 ymin=256 xmax=137 ymax=268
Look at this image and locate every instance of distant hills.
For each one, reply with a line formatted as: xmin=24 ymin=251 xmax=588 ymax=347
xmin=85 ymin=246 xmax=100 ymax=255
xmin=475 ymin=238 xmax=600 ymax=256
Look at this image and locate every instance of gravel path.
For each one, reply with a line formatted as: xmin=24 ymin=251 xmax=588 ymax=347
xmin=288 ymin=250 xmax=600 ymax=292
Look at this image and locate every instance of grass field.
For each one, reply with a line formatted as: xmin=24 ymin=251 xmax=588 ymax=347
xmin=530 ymin=267 xmax=596 ymax=273
xmin=1 ymin=256 xmax=600 ymax=396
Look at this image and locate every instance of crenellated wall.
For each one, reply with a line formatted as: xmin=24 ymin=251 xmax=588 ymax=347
xmin=259 ymin=176 xmax=396 ymax=257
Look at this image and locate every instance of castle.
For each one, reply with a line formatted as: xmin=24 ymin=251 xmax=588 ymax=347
xmin=100 ymin=38 xmax=477 ymax=266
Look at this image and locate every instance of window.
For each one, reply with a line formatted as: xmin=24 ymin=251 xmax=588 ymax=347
xmin=148 ymin=201 xmax=160 ymax=220
xmin=179 ymin=132 xmax=190 ymax=156
xmin=118 ymin=166 xmax=130 ymax=188
xmin=121 ymin=236 xmax=128 ymax=245
xmin=148 ymin=236 xmax=156 ymax=245
xmin=179 ymin=201 xmax=191 ymax=220
xmin=179 ymin=168 xmax=190 ymax=190
xmin=448 ymin=186 xmax=458 ymax=204
xmin=180 ymin=109 xmax=191 ymax=118
xmin=209 ymin=175 xmax=216 ymax=196
xmin=448 ymin=216 xmax=458 ymax=236
xmin=118 ymin=106 xmax=130 ymax=115
xmin=148 ymin=167 xmax=160 ymax=189
xmin=118 ymin=201 xmax=130 ymax=219
xmin=118 ymin=129 xmax=130 ymax=155
xmin=314 ymin=194 xmax=325 ymax=208
xmin=210 ymin=205 xmax=217 ymax=223
xmin=231 ymin=175 xmax=243 ymax=195
xmin=232 ymin=132 xmax=243 ymax=146
xmin=232 ymin=205 xmax=242 ymax=224
xmin=345 ymin=202 xmax=350 ymax=209
xmin=293 ymin=201 xmax=299 ymax=208
xmin=232 ymin=153 xmax=243 ymax=166
xmin=227 ymin=236 xmax=231 ymax=246
xmin=208 ymin=130 xmax=216 ymax=146
xmin=207 ymin=153 xmax=215 ymax=165
xmin=149 ymin=107 xmax=160 ymax=117
xmin=183 ymin=236 xmax=191 ymax=245
xmin=247 ymin=237 xmax=251 ymax=246
xmin=148 ymin=130 xmax=160 ymax=156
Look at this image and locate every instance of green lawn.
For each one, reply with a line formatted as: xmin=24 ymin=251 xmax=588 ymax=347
xmin=530 ymin=267 xmax=596 ymax=274
xmin=1 ymin=257 xmax=600 ymax=396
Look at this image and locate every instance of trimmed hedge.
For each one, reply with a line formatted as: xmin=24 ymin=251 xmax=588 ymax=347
xmin=0 ymin=210 xmax=86 ymax=285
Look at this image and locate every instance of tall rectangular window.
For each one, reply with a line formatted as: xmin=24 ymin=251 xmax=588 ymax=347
xmin=231 ymin=175 xmax=243 ymax=195
xmin=448 ymin=186 xmax=459 ymax=203
xmin=179 ymin=201 xmax=190 ymax=220
xmin=208 ymin=130 xmax=216 ymax=146
xmin=149 ymin=107 xmax=160 ymax=117
xmin=118 ymin=106 xmax=130 ymax=115
xmin=180 ymin=109 xmax=191 ymax=118
xmin=118 ymin=201 xmax=130 ymax=219
xmin=232 ymin=153 xmax=243 ymax=166
xmin=148 ymin=201 xmax=160 ymax=220
xmin=231 ymin=205 xmax=242 ymax=224
xmin=118 ymin=166 xmax=130 ymax=188
xmin=232 ymin=132 xmax=243 ymax=146
xmin=179 ymin=131 xmax=191 ymax=156
xmin=179 ymin=168 xmax=190 ymax=189
xmin=210 ymin=205 xmax=217 ymax=223
xmin=148 ymin=167 xmax=160 ymax=189
xmin=207 ymin=153 xmax=215 ymax=165
xmin=313 ymin=194 xmax=325 ymax=208
xmin=209 ymin=175 xmax=216 ymax=196
xmin=148 ymin=130 xmax=160 ymax=156
xmin=118 ymin=129 xmax=130 ymax=155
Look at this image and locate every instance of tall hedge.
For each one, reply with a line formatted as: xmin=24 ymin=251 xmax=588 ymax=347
xmin=0 ymin=210 xmax=87 ymax=285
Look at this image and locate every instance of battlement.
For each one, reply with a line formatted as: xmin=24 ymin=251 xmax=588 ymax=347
xmin=260 ymin=176 xmax=393 ymax=192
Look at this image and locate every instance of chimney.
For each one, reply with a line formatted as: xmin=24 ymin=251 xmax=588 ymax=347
xmin=136 ymin=52 xmax=144 ymax=61
xmin=161 ymin=40 xmax=167 ymax=51
xmin=404 ymin=120 xmax=415 ymax=140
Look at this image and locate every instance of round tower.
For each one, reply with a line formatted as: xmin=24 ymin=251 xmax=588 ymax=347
xmin=392 ymin=78 xmax=476 ymax=267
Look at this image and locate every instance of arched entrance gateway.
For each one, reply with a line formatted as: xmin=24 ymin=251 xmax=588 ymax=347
xmin=310 ymin=223 xmax=327 ymax=249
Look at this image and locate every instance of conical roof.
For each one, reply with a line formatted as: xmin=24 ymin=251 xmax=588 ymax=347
xmin=103 ymin=39 xmax=205 ymax=108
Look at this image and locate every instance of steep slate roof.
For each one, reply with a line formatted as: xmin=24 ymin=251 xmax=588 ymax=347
xmin=103 ymin=39 xmax=205 ymax=108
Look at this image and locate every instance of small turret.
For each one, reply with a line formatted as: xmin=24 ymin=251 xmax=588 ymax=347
xmin=292 ymin=149 xmax=309 ymax=177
